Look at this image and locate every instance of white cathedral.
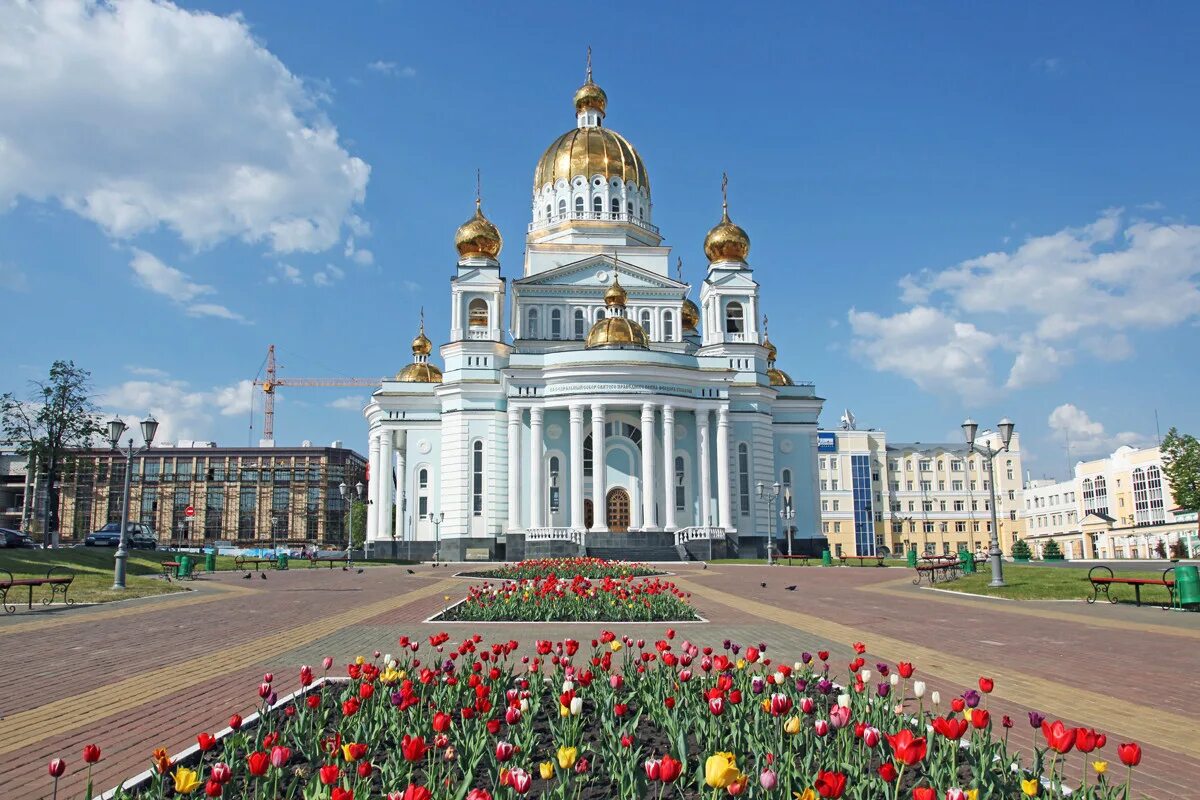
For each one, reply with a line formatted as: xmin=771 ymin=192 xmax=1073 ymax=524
xmin=364 ymin=66 xmax=824 ymax=562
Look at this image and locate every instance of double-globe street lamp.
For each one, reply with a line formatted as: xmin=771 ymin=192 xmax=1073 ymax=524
xmin=106 ymin=414 xmax=159 ymax=590
xmin=757 ymin=481 xmax=781 ymax=566
xmin=339 ymin=481 xmax=364 ymax=556
xmin=780 ymin=488 xmax=796 ymax=562
xmin=432 ymin=511 xmax=445 ymax=564
xmin=962 ymin=417 xmax=1015 ymax=588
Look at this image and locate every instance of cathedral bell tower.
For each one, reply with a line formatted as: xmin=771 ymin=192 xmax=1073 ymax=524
xmin=699 ymin=173 xmax=761 ymax=349
xmin=450 ymin=174 xmax=506 ymax=343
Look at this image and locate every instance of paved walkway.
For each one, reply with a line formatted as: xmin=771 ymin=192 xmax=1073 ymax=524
xmin=2 ymin=563 xmax=1196 ymax=799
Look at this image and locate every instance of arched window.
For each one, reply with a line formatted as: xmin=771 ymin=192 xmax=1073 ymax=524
xmin=548 ymin=456 xmax=561 ymax=513
xmin=583 ymin=434 xmax=593 ymax=476
xmin=638 ymin=205 xmax=644 ymax=219
xmin=737 ymin=443 xmax=751 ymax=516
xmin=417 ymin=468 xmax=429 ymax=519
xmin=471 ymin=441 xmax=484 ymax=516
xmin=674 ymin=456 xmax=686 ymax=512
xmin=550 ymin=308 xmax=562 ymax=340
xmin=573 ymin=309 xmax=586 ymax=340
xmin=640 ymin=310 xmax=652 ymax=336
xmin=663 ymin=311 xmax=674 ymax=341
xmin=592 ymin=196 xmax=603 ymax=214
xmin=468 ymin=298 xmax=488 ymax=328
xmin=781 ymin=469 xmax=793 ymax=512
xmin=527 ymin=308 xmax=539 ymax=339
xmin=610 ymin=197 xmax=620 ymax=218
xmin=1005 ymin=458 xmax=1014 ymax=480
xmin=558 ymin=198 xmax=567 ymax=216
xmin=725 ymin=301 xmax=745 ymax=333
xmin=1094 ymin=476 xmax=1109 ymax=516
xmin=545 ymin=204 xmax=551 ymax=219
xmin=627 ymin=201 xmax=633 ymax=215
xmin=574 ymin=196 xmax=584 ymax=213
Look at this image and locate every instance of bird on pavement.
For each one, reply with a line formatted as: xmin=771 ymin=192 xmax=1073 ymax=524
xmin=356 ymin=568 xmax=364 ymax=574
xmin=785 ymin=585 xmax=797 ymax=591
xmin=241 ymin=573 xmax=252 ymax=580
xmin=702 ymin=564 xmax=708 ymax=570
xmin=406 ymin=569 xmax=414 ymax=574
xmin=760 ymin=582 xmax=767 ymax=588
xmin=259 ymin=572 xmax=267 ymax=580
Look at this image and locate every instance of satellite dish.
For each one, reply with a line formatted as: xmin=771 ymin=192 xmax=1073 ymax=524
xmin=840 ymin=409 xmax=857 ymax=431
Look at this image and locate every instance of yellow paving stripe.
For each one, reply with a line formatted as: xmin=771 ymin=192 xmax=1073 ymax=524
xmin=676 ymin=577 xmax=1200 ymax=759
xmin=0 ymin=580 xmax=258 ymax=637
xmin=0 ymin=577 xmax=456 ymax=755
xmin=858 ymin=577 xmax=1200 ymax=641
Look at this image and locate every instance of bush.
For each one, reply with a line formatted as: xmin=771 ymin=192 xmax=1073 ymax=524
xmin=1154 ymin=539 xmax=1168 ymax=559
xmin=1170 ymin=539 xmax=1187 ymax=559
xmin=1042 ymin=540 xmax=1064 ymax=560
xmin=1010 ymin=539 xmax=1032 ymax=560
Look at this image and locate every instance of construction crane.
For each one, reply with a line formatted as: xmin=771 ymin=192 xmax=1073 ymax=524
xmin=252 ymin=345 xmax=381 ymax=442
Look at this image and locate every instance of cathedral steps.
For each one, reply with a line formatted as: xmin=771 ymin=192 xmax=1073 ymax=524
xmin=585 ymin=545 xmax=683 ymax=562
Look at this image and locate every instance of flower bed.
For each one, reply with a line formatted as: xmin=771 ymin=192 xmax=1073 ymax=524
xmin=438 ymin=575 xmax=698 ymax=622
xmin=60 ymin=633 xmax=1145 ymax=800
xmin=462 ymin=558 xmax=660 ymax=581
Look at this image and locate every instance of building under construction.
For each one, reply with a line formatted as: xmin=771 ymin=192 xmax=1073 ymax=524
xmin=52 ymin=443 xmax=367 ymax=547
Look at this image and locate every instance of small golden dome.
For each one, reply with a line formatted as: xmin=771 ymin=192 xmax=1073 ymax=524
xmin=586 ymin=316 xmax=649 ymax=349
xmin=454 ymin=201 xmax=502 ymax=259
xmin=396 ymin=362 xmax=443 ymax=383
xmin=767 ymin=367 xmax=794 ymax=386
xmin=763 ymin=336 xmax=777 ymax=362
xmin=681 ymin=297 xmax=700 ymax=332
xmin=603 ymin=275 xmax=628 ymax=307
xmin=411 ymin=328 xmax=432 ymax=356
xmin=704 ymin=208 xmax=751 ymax=264
xmin=574 ymin=79 xmax=607 ymax=117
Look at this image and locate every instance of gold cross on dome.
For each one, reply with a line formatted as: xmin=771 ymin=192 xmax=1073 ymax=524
xmin=586 ymin=46 xmax=593 ymax=83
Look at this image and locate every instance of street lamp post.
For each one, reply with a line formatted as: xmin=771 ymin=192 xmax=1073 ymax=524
xmin=270 ymin=514 xmax=279 ymax=555
xmin=106 ymin=415 xmax=159 ymax=590
xmin=757 ymin=481 xmax=781 ymax=566
xmin=780 ymin=488 xmax=796 ymax=562
xmin=339 ymin=481 xmax=364 ymax=556
xmin=962 ymin=417 xmax=1015 ymax=588
xmin=433 ymin=512 xmax=445 ymax=564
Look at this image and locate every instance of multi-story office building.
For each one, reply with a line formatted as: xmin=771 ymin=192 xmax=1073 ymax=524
xmin=1021 ymin=478 xmax=1081 ymax=557
xmin=0 ymin=447 xmax=31 ymax=532
xmin=818 ymin=426 xmax=1025 ymax=558
xmin=52 ymin=443 xmax=366 ymax=546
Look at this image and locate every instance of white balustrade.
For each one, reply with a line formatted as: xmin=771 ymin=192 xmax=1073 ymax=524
xmin=674 ymin=526 xmax=726 ymax=546
xmin=525 ymin=527 xmax=585 ymax=545
xmin=528 ymin=211 xmax=659 ymax=236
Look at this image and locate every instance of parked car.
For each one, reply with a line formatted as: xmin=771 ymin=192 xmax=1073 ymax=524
xmin=0 ymin=528 xmax=38 ymax=548
xmin=84 ymin=522 xmax=157 ymax=549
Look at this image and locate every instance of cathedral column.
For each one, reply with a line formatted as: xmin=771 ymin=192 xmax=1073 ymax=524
xmin=507 ymin=408 xmax=522 ymax=530
xmin=590 ymin=404 xmax=607 ymax=532
xmin=662 ymin=405 xmax=677 ymax=531
xmin=529 ymin=407 xmax=545 ymax=528
xmin=697 ymin=409 xmax=712 ymax=527
xmin=716 ymin=405 xmax=734 ymax=530
xmin=394 ymin=442 xmax=406 ymax=543
xmin=378 ymin=430 xmax=394 ymax=539
xmin=569 ymin=405 xmax=585 ymax=530
xmin=641 ymin=403 xmax=658 ymax=531
xmin=366 ymin=432 xmax=380 ymax=540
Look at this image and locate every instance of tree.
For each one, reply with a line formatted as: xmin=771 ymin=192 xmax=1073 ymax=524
xmin=1 ymin=361 xmax=104 ymax=544
xmin=1011 ymin=539 xmax=1032 ymax=560
xmin=1161 ymin=427 xmax=1200 ymax=513
xmin=1042 ymin=540 xmax=1064 ymax=560
xmin=349 ymin=499 xmax=368 ymax=550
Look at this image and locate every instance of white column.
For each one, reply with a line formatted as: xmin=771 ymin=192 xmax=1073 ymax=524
xmin=569 ymin=404 xmax=585 ymax=530
xmin=662 ymin=405 xmax=677 ymax=531
xmin=697 ymin=409 xmax=712 ymax=527
xmin=378 ymin=430 xmax=394 ymax=540
xmin=507 ymin=407 xmax=522 ymax=530
xmin=716 ymin=405 xmax=733 ymax=530
xmin=641 ymin=402 xmax=657 ymax=531
xmin=366 ymin=432 xmax=380 ymax=540
xmin=591 ymin=404 xmax=607 ymax=532
xmin=394 ymin=443 xmax=406 ymax=543
xmin=529 ymin=407 xmax=544 ymax=528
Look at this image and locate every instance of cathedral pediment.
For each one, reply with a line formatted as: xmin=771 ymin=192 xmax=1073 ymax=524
xmin=515 ymin=254 xmax=685 ymax=292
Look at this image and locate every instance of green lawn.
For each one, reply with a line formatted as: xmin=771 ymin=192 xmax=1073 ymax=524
xmin=939 ymin=564 xmax=1176 ymax=604
xmin=710 ymin=557 xmax=910 ymax=567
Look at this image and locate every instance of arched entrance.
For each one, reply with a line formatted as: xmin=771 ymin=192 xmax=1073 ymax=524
xmin=584 ymin=499 xmax=594 ymax=530
xmin=606 ymin=488 xmax=631 ymax=533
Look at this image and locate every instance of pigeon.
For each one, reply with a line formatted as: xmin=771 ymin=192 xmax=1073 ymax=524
xmin=785 ymin=585 xmax=797 ymax=591
xmin=342 ymin=566 xmax=348 ymax=572
xmin=702 ymin=564 xmax=708 ymax=570
xmin=242 ymin=573 xmax=252 ymax=580
xmin=760 ymin=582 xmax=767 ymax=588
xmin=259 ymin=572 xmax=267 ymax=580
xmin=406 ymin=569 xmax=415 ymax=574
xmin=356 ymin=568 xmax=364 ymax=574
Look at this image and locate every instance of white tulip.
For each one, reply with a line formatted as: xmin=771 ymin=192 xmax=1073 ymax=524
xmin=890 ymin=673 xmax=900 ymax=687
xmin=931 ymin=691 xmax=941 ymax=706
xmin=520 ymin=698 xmax=530 ymax=712
xmin=562 ymin=680 xmax=574 ymax=693
xmin=837 ymin=693 xmax=851 ymax=708
xmin=773 ymin=671 xmax=786 ymax=685
xmin=860 ymin=669 xmax=872 ymax=684
xmin=569 ymin=697 xmax=583 ymax=716
xmin=384 ymin=653 xmax=393 ymax=665
xmin=794 ymin=662 xmax=803 ymax=672
xmin=913 ymin=680 xmax=926 ymax=698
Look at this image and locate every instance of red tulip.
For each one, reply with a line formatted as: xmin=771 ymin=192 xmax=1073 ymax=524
xmin=82 ymin=744 xmax=101 ymax=764
xmin=357 ymin=760 xmax=373 ymax=779
xmin=465 ymin=791 xmax=493 ymax=800
xmin=399 ymin=786 xmax=432 ymax=800
xmin=971 ymin=709 xmax=991 ymax=729
xmin=432 ymin=711 xmax=452 ymax=732
xmin=620 ymin=733 xmax=633 ymax=748
xmin=48 ymin=759 xmax=66 ymax=778
xmin=931 ymin=716 xmax=969 ymax=741
xmin=306 ymin=694 xmax=321 ymax=710
xmin=197 ymin=732 xmax=217 ymax=752
xmin=1117 ymin=742 xmax=1142 ymax=767
xmin=664 ymin=696 xmax=675 ymax=710
xmin=211 ymin=763 xmax=232 ymax=784
xmin=300 ymin=665 xmax=314 ymax=686
xmin=897 ymin=662 xmax=914 ymax=678
xmin=269 ymin=745 xmax=291 ymax=768
xmin=708 ymin=696 xmax=725 ymax=715
xmin=1096 ymin=734 xmax=1107 ymax=749
xmin=505 ymin=706 xmax=521 ymax=725
xmin=815 ymin=769 xmax=847 ymax=798
xmin=1041 ymin=720 xmax=1076 ymax=754
xmin=978 ymin=676 xmax=994 ymax=693
xmin=332 ymin=788 xmax=354 ymax=800
xmin=494 ymin=741 xmax=514 ymax=761
xmin=644 ymin=758 xmax=661 ymax=781
xmin=950 ymin=697 xmax=966 ymax=713
xmin=204 ymin=778 xmax=223 ymax=797
xmin=1075 ymin=728 xmax=1099 ymax=753
xmin=852 ymin=642 xmax=867 ymax=654
xmin=319 ymin=764 xmax=341 ymax=785
xmin=878 ymin=762 xmax=897 ymax=782
xmin=885 ymin=729 xmax=927 ymax=766
xmin=247 ymin=751 xmax=269 ymax=777
xmin=912 ymin=788 xmax=936 ymax=800
xmin=401 ymin=735 xmax=428 ymax=762
xmin=228 ymin=714 xmax=243 ymax=731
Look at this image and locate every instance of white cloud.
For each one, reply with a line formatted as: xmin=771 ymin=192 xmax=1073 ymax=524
xmin=128 ymin=249 xmax=244 ymax=321
xmin=125 ymin=365 xmax=170 ymax=379
xmin=268 ymin=262 xmax=305 ymax=286
xmin=0 ymin=0 xmax=369 ymax=253
xmin=100 ymin=377 xmax=254 ymax=444
xmin=367 ymin=61 xmax=415 ymax=78
xmin=0 ymin=261 xmax=29 ymax=291
xmin=344 ymin=235 xmax=374 ymax=265
xmin=851 ymin=210 xmax=1200 ymax=399
xmin=313 ymin=263 xmax=345 ymax=287
xmin=1047 ymin=403 xmax=1149 ymax=459
xmin=328 ymin=395 xmax=365 ymax=411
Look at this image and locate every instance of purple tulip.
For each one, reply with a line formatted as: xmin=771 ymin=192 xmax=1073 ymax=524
xmin=758 ymin=642 xmax=768 ymax=653
xmin=795 ymin=678 xmax=808 ymax=692
xmin=730 ymin=643 xmax=741 ymax=655
xmin=442 ymin=659 xmax=455 ymax=673
xmin=1028 ymin=711 xmax=1045 ymax=729
xmin=876 ymin=662 xmax=890 ymax=677
xmin=876 ymin=683 xmax=891 ymax=698
xmin=266 ymin=691 xmax=277 ymax=706
xmin=722 ymin=639 xmax=731 ymax=650
xmin=390 ymin=690 xmax=405 ymax=707
xmin=751 ymin=676 xmax=766 ymax=695
xmin=801 ymin=652 xmax=813 ymax=664
xmin=962 ymin=689 xmax=981 ymax=708
xmin=817 ymin=679 xmax=833 ymax=695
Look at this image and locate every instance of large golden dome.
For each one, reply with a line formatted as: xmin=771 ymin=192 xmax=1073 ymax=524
xmin=396 ymin=362 xmax=443 ymax=383
xmin=682 ymin=298 xmax=699 ymax=332
xmin=767 ymin=367 xmax=794 ymax=386
xmin=586 ymin=316 xmax=649 ymax=349
xmin=454 ymin=200 xmax=502 ymax=259
xmin=534 ymin=126 xmax=649 ymax=193
xmin=704 ymin=208 xmax=751 ymax=264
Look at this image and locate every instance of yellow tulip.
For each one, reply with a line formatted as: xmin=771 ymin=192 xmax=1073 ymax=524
xmin=1093 ymin=761 xmax=1108 ymax=775
xmin=736 ymin=658 xmax=746 ymax=670
xmin=172 ymin=766 xmax=201 ymax=795
xmin=539 ymin=761 xmax=555 ymax=780
xmin=760 ymin=699 xmax=771 ymax=714
xmin=355 ymin=655 xmax=365 ymax=665
xmin=704 ymin=752 xmax=739 ymax=789
xmin=966 ymin=791 xmax=978 ymax=800
xmin=794 ymin=790 xmax=816 ymax=800
xmin=557 ymin=745 xmax=578 ymax=771
xmin=962 ymin=708 xmax=973 ymax=725
xmin=559 ymin=704 xmax=569 ymax=718
xmin=783 ymin=716 xmax=801 ymax=735
xmin=1021 ymin=777 xmax=1039 ymax=797
xmin=610 ymin=641 xmax=622 ymax=652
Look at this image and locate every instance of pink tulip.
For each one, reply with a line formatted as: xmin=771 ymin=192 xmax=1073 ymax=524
xmin=760 ymin=769 xmax=778 ymax=789
xmin=946 ymin=790 xmax=967 ymax=800
xmin=679 ymin=669 xmax=692 ymax=682
xmin=262 ymin=673 xmax=273 ymax=683
xmin=508 ymin=768 xmax=532 ymax=794
xmin=323 ymin=656 xmax=334 ymax=671
xmin=610 ymin=674 xmax=623 ymax=689
xmin=708 ymin=696 xmax=725 ymax=715
xmin=269 ymin=745 xmax=291 ymax=768
xmin=830 ymin=705 xmax=852 ymax=729
xmin=494 ymin=741 xmax=514 ymax=762
xmin=644 ymin=758 xmax=661 ymax=781
xmin=505 ymin=706 xmax=521 ymax=725
xmin=814 ymin=719 xmax=830 ymax=737
xmin=210 ymin=763 xmax=232 ymax=784
xmin=800 ymin=697 xmax=816 ymax=714
xmin=863 ymin=727 xmax=881 ymax=747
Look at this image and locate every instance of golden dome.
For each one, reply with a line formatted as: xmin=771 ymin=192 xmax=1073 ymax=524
xmin=767 ymin=367 xmax=794 ymax=386
xmin=396 ymin=362 xmax=443 ymax=383
xmin=604 ymin=275 xmax=628 ymax=307
xmin=681 ymin=298 xmax=699 ymax=332
xmin=763 ymin=335 xmax=777 ymax=362
xmin=704 ymin=208 xmax=751 ymax=264
xmin=411 ymin=328 xmax=432 ymax=356
xmin=534 ymin=127 xmax=649 ymax=193
xmin=454 ymin=200 xmax=502 ymax=259
xmin=574 ymin=79 xmax=607 ymax=116
xmin=586 ymin=316 xmax=649 ymax=349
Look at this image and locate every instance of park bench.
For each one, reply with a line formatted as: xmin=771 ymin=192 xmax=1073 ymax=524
xmin=0 ymin=566 xmax=75 ymax=613
xmin=1087 ymin=565 xmax=1176 ymax=607
xmin=840 ymin=555 xmax=886 ymax=567
xmin=234 ymin=555 xmax=282 ymax=574
xmin=160 ymin=560 xmax=196 ymax=581
xmin=306 ymin=556 xmax=350 ymax=569
xmin=913 ymin=555 xmax=962 ymax=586
xmin=782 ymin=556 xmax=812 ymax=566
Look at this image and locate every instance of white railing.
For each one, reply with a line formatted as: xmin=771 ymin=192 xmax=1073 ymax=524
xmin=465 ymin=329 xmax=493 ymax=340
xmin=525 ymin=527 xmax=585 ymax=545
xmin=674 ymin=526 xmax=727 ymax=546
xmin=724 ymin=332 xmax=758 ymax=344
xmin=528 ymin=211 xmax=660 ymax=236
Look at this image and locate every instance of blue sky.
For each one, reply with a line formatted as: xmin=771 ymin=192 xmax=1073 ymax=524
xmin=2 ymin=1 xmax=1198 ymax=479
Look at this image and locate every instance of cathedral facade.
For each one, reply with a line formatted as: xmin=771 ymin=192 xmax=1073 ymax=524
xmin=364 ymin=70 xmax=824 ymax=561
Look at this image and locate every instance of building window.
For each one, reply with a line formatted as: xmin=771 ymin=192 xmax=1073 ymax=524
xmin=951 ymin=460 xmax=963 ymax=471
xmin=550 ymin=308 xmax=563 ymax=340
xmin=548 ymin=456 xmax=560 ymax=513
xmin=573 ymin=309 xmax=586 ymax=339
xmin=471 ymin=440 xmax=485 ymax=517
xmin=1006 ymin=459 xmax=1014 ymax=480
xmin=527 ymin=308 xmax=539 ymax=338
xmin=663 ymin=311 xmax=674 ymax=341
xmin=954 ymin=500 xmax=964 ymax=511
xmin=781 ymin=469 xmax=792 ymax=508
xmin=952 ymin=480 xmax=963 ymax=491
xmin=832 ymin=500 xmax=839 ymax=511
xmin=558 ymin=199 xmax=567 ymax=216
xmin=417 ymin=468 xmax=429 ymax=519
xmin=919 ymin=460 xmax=932 ymax=472
xmin=574 ymin=196 xmax=584 ymax=212
xmin=674 ymin=456 xmax=686 ymax=512
xmin=205 ymin=486 xmax=225 ymax=539
xmin=468 ymin=298 xmax=488 ymax=328
xmin=610 ymin=197 xmax=620 ymax=217
xmin=640 ymin=309 xmax=652 ymax=335
xmin=593 ymin=195 xmax=603 ymax=214
xmin=238 ymin=486 xmax=255 ymax=538
xmin=737 ymin=443 xmax=750 ymax=516
xmin=725 ymin=302 xmax=744 ymax=333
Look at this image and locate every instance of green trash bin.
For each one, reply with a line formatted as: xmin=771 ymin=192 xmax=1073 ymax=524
xmin=277 ymin=552 xmax=289 ymax=571
xmin=178 ymin=555 xmax=192 ymax=579
xmin=821 ymin=549 xmax=832 ymax=567
xmin=1174 ymin=565 xmax=1200 ymax=608
xmin=205 ymin=547 xmax=217 ymax=573
xmin=960 ymin=550 xmax=975 ymax=574
xmin=906 ymin=549 xmax=918 ymax=568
